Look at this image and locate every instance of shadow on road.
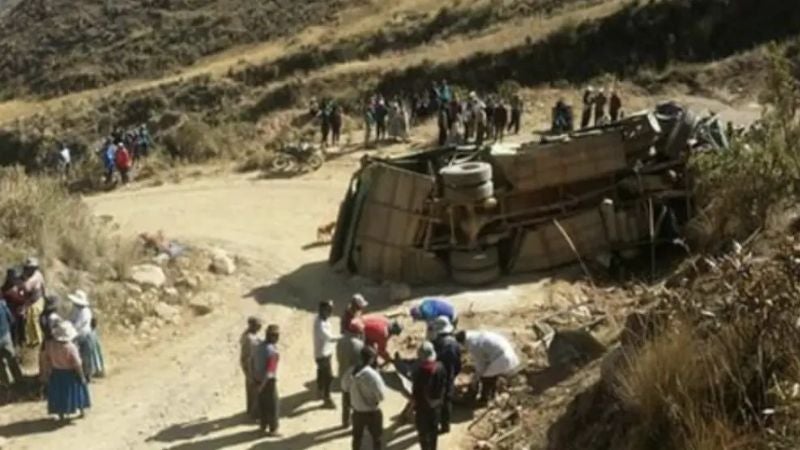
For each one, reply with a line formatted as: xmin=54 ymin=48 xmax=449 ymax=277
xmin=0 ymin=417 xmax=70 ymax=438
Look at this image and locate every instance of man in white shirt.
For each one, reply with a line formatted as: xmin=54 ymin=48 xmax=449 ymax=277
xmin=456 ymin=330 xmax=520 ymax=405
xmin=313 ymin=300 xmax=338 ymax=408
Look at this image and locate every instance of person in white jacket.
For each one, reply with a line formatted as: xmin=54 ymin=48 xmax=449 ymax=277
xmin=313 ymin=300 xmax=338 ymax=408
xmin=68 ymin=290 xmax=97 ymax=381
xmin=456 ymin=330 xmax=520 ymax=404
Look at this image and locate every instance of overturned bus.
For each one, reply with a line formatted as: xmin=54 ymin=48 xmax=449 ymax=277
xmin=328 ymin=103 xmax=699 ymax=287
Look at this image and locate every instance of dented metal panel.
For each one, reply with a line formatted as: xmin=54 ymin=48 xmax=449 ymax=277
xmin=353 ymin=163 xmax=435 ymax=281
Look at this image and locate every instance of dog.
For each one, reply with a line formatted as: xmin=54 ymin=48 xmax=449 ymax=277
xmin=316 ymin=221 xmax=336 ymax=243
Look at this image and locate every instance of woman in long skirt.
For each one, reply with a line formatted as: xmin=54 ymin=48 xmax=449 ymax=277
xmin=87 ymin=317 xmax=106 ymax=378
xmin=40 ymin=321 xmax=91 ymax=420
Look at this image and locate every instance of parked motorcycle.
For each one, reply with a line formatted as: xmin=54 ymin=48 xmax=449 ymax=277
xmin=270 ymin=142 xmax=324 ymax=174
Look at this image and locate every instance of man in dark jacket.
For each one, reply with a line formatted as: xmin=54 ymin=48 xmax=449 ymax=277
xmin=413 ymin=342 xmax=447 ymax=450
xmin=430 ymin=316 xmax=461 ymax=434
xmin=581 ymin=87 xmax=594 ymax=129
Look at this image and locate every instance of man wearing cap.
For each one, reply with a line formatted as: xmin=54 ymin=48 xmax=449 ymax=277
xmin=0 ymin=295 xmax=23 ymax=385
xmin=410 ymin=298 xmax=457 ymax=329
xmin=431 ymin=316 xmax=461 ymax=433
xmin=256 ymin=324 xmax=281 ymax=436
xmin=342 ymin=346 xmax=386 ymax=450
xmin=21 ymin=257 xmax=46 ymax=347
xmin=413 ymin=342 xmax=448 ymax=450
xmin=362 ymin=315 xmax=403 ymax=367
xmin=240 ymin=316 xmax=262 ymax=418
xmin=341 ymin=294 xmax=368 ymax=334
xmin=456 ymin=330 xmax=520 ymax=404
xmin=68 ymin=290 xmax=94 ymax=382
xmin=313 ymin=300 xmax=338 ymax=408
xmin=336 ymin=319 xmax=364 ymax=428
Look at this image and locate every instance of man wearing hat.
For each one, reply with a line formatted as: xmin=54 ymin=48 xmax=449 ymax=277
xmin=431 ymin=316 xmax=461 ymax=434
xmin=240 ymin=316 xmax=263 ymax=418
xmin=256 ymin=324 xmax=281 ymax=436
xmin=336 ymin=317 xmax=364 ymax=428
xmin=341 ymin=293 xmax=368 ymax=334
xmin=21 ymin=257 xmax=46 ymax=347
xmin=412 ymin=342 xmax=448 ymax=450
xmin=341 ymin=345 xmax=386 ymax=450
xmin=313 ymin=300 xmax=338 ymax=409
xmin=362 ymin=314 xmax=403 ymax=367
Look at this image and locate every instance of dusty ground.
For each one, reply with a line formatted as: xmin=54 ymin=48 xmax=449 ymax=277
xmin=0 ymin=135 xmax=569 ymax=449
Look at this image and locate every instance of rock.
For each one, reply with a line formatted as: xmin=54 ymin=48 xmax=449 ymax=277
xmin=154 ymin=303 xmax=180 ymax=323
xmin=189 ymin=293 xmax=220 ymax=316
xmin=210 ymin=249 xmax=236 ymax=275
xmin=124 ymin=283 xmax=143 ymax=295
xmin=130 ymin=264 xmax=167 ymax=288
xmin=164 ymin=287 xmax=179 ymax=297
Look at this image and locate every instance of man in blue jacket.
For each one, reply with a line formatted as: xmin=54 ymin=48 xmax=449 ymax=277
xmin=410 ymin=298 xmax=458 ymax=328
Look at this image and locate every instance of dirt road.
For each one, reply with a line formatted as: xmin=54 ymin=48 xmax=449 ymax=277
xmin=0 ymin=152 xmax=498 ymax=449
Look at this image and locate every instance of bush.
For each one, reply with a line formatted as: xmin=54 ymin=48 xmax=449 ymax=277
xmin=162 ymin=119 xmax=221 ymax=162
xmin=689 ymin=44 xmax=800 ymax=249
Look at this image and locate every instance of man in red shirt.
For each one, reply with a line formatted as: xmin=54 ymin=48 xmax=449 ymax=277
xmin=362 ymin=315 xmax=403 ymax=366
xmin=341 ymin=293 xmax=368 ymax=334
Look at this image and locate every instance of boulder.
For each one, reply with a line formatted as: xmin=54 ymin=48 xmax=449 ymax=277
xmin=154 ymin=303 xmax=180 ymax=323
xmin=210 ymin=249 xmax=236 ymax=275
xmin=189 ymin=293 xmax=220 ymax=316
xmin=130 ymin=264 xmax=167 ymax=288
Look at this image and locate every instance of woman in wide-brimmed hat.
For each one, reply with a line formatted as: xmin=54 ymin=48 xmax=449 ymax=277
xmin=21 ymin=257 xmax=46 ymax=347
xmin=39 ymin=321 xmax=91 ymax=420
xmin=68 ymin=290 xmax=104 ymax=380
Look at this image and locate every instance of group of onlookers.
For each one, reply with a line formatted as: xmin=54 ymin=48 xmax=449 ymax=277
xmin=0 ymin=257 xmax=104 ymax=421
xmin=580 ymin=86 xmax=623 ymax=128
xmin=239 ymin=294 xmax=521 ymax=450
xmin=98 ymin=125 xmax=153 ymax=185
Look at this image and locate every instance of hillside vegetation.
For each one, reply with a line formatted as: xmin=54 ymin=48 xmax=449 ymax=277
xmin=0 ymin=0 xmax=349 ymax=98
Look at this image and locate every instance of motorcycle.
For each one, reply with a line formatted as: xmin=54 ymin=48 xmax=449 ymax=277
xmin=270 ymin=142 xmax=324 ymax=174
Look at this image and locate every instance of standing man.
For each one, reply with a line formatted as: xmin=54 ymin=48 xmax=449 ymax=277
xmin=509 ymin=94 xmax=523 ymax=135
xmin=430 ymin=317 xmax=461 ymax=433
xmin=609 ymin=89 xmax=623 ymax=122
xmin=363 ymin=100 xmax=375 ymax=148
xmin=341 ymin=294 xmax=368 ymax=334
xmin=21 ymin=257 xmax=45 ymax=348
xmin=240 ymin=316 xmax=263 ymax=419
xmin=412 ymin=342 xmax=447 ymax=450
xmin=336 ymin=320 xmax=365 ymax=428
xmin=314 ymin=300 xmax=338 ymax=409
xmin=362 ymin=315 xmax=403 ymax=367
xmin=374 ymin=98 xmax=389 ymax=143
xmin=594 ymin=88 xmax=608 ymax=126
xmin=456 ymin=330 xmax=520 ymax=405
xmin=256 ymin=325 xmax=281 ymax=436
xmin=0 ymin=296 xmax=22 ymax=386
xmin=342 ymin=346 xmax=386 ymax=450
xmin=493 ymin=100 xmax=509 ymax=142
xmin=581 ymin=87 xmax=595 ymax=129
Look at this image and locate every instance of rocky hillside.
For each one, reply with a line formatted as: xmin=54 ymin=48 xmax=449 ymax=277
xmin=0 ymin=0 xmax=350 ymax=98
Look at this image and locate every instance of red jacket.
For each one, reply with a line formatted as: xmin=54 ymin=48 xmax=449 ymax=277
xmin=115 ymin=145 xmax=132 ymax=170
xmin=363 ymin=315 xmax=391 ymax=362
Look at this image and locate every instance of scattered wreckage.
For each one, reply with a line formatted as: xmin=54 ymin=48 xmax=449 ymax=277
xmin=329 ymin=102 xmax=716 ymax=286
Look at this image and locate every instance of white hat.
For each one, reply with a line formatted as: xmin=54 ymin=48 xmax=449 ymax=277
xmin=68 ymin=290 xmax=90 ymax=307
xmin=24 ymin=257 xmax=40 ymax=268
xmin=352 ymin=293 xmax=368 ymax=309
xmin=432 ymin=316 xmax=454 ymax=335
xmin=53 ymin=321 xmax=78 ymax=342
xmin=418 ymin=341 xmax=437 ymax=362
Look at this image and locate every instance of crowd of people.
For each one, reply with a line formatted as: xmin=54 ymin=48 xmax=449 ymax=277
xmin=97 ymin=125 xmax=153 ymax=185
xmin=0 ymin=257 xmax=105 ymax=421
xmin=239 ymin=294 xmax=520 ymax=449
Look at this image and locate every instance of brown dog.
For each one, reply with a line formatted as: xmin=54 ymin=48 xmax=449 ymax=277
xmin=317 ymin=221 xmax=336 ymax=243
